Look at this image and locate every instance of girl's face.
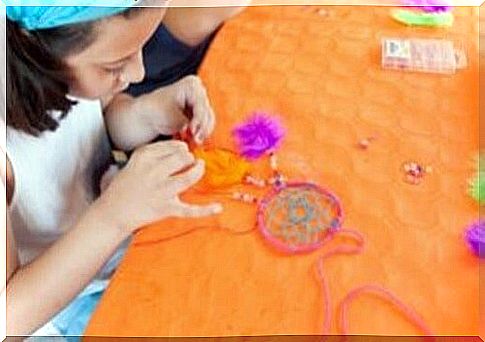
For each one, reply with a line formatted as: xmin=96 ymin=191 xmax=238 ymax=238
xmin=64 ymin=8 xmax=165 ymax=100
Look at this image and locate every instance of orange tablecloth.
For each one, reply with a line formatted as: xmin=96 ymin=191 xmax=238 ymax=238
xmin=86 ymin=6 xmax=480 ymax=337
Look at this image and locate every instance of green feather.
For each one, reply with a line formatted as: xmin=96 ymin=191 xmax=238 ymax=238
xmin=391 ymin=9 xmax=454 ymax=27
xmin=469 ymin=154 xmax=485 ymax=204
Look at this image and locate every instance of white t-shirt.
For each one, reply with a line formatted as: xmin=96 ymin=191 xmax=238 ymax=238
xmin=7 ymin=98 xmax=113 ymax=266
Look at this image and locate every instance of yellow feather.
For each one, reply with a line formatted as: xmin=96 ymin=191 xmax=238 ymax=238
xmin=194 ymin=148 xmax=251 ymax=188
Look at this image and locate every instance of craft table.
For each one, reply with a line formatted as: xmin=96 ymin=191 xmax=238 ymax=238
xmin=85 ymin=6 xmax=479 ymax=337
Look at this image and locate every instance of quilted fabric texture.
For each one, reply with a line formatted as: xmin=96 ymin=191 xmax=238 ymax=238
xmin=85 ymin=6 xmax=479 ymax=337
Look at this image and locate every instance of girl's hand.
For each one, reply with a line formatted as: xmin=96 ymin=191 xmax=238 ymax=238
xmin=99 ymin=164 xmax=121 ymax=194
xmin=94 ymin=140 xmax=222 ymax=236
xmin=143 ymin=75 xmax=216 ymax=145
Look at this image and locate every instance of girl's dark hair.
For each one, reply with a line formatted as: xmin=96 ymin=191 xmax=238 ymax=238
xmin=7 ymin=8 xmax=139 ymax=136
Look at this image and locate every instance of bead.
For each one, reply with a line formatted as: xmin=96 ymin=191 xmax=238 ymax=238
xmin=244 ymin=175 xmax=266 ymax=188
xmin=357 ymin=136 xmax=376 ymax=150
xmin=269 ymin=173 xmax=287 ymax=187
xmin=269 ymin=153 xmax=278 ymax=171
xmin=232 ymin=191 xmax=258 ymax=204
xmin=402 ymin=161 xmax=432 ymax=185
xmin=358 ymin=139 xmax=370 ymax=149
xmin=405 ymin=174 xmax=421 ymax=185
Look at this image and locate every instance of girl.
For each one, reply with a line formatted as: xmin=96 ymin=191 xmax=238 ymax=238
xmin=3 ymin=1 xmax=222 ymax=337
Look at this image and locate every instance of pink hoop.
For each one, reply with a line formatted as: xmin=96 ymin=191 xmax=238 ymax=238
xmin=257 ymin=182 xmax=344 ymax=254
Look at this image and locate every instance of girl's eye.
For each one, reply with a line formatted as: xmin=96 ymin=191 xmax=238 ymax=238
xmin=104 ymin=66 xmax=124 ymax=76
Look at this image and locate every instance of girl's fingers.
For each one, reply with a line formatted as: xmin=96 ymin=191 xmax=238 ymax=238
xmin=194 ymin=102 xmax=215 ymax=143
xmin=203 ymin=106 xmax=216 ymax=139
xmin=166 ymin=159 xmax=206 ymax=195
xmin=141 ymin=140 xmax=189 ymax=159
xmin=172 ymin=201 xmax=223 ymax=218
xmin=184 ymin=76 xmax=213 ymax=144
xmin=157 ymin=110 xmax=189 ymax=136
xmin=157 ymin=151 xmax=195 ymax=179
xmin=189 ymin=118 xmax=203 ymax=145
xmin=189 ymin=101 xmax=209 ymax=144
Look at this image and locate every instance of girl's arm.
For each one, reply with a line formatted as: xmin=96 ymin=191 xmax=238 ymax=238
xmin=104 ymin=75 xmax=215 ymax=151
xmin=4 ymin=141 xmax=221 ymax=335
xmin=6 ymin=205 xmax=125 ymax=335
xmin=103 ymin=91 xmax=159 ymax=151
xmin=4 ymin=157 xmax=128 ymax=335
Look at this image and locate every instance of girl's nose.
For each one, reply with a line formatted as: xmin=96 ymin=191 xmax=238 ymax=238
xmin=121 ymin=51 xmax=146 ymax=85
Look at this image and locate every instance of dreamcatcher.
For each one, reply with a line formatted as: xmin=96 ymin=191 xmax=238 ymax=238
xmin=135 ymin=112 xmax=433 ymax=335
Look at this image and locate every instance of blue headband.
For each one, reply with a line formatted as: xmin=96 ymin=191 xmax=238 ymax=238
xmin=6 ymin=1 xmax=136 ymax=31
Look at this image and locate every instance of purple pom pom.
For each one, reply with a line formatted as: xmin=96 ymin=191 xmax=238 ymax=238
xmin=403 ymin=0 xmax=452 ymax=12
xmin=232 ymin=112 xmax=286 ymax=160
xmin=464 ymin=220 xmax=485 ymax=258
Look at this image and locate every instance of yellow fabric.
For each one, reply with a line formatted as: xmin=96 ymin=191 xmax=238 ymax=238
xmin=194 ymin=148 xmax=251 ymax=188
